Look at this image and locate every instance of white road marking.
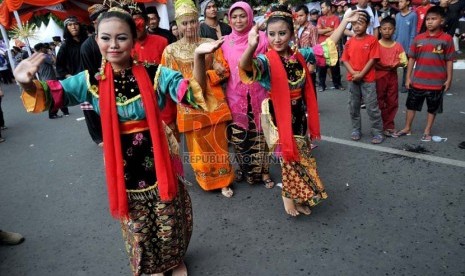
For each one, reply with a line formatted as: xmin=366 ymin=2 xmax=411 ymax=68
xmin=322 ymin=135 xmax=465 ymax=168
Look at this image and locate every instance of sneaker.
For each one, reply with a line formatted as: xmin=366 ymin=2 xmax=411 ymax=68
xmin=318 ymin=87 xmax=326 ymax=92
xmin=360 ymin=104 xmax=366 ymax=109
xmin=329 ymin=86 xmax=336 ymax=90
xmin=63 ymin=113 xmax=70 ymax=117
xmin=0 ymin=230 xmax=25 ymax=245
xmin=1 ymin=126 xmax=7 ymax=130
xmin=49 ymin=114 xmax=62 ymax=119
xmin=351 ymin=130 xmax=361 ymax=141
xmin=371 ymin=134 xmax=384 ymax=144
xmin=0 ymin=138 xmax=5 ymax=143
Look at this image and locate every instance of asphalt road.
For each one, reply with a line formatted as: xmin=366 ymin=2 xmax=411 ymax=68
xmin=1 ymin=67 xmax=464 ymax=275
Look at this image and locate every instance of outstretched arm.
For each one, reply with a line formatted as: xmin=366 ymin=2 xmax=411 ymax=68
xmin=194 ymin=38 xmax=224 ymax=92
xmin=239 ymin=23 xmax=260 ymax=72
xmin=329 ymin=10 xmax=366 ymax=44
xmin=13 ymin=53 xmax=46 ymax=95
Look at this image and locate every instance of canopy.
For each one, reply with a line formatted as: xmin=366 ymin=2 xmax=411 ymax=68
xmin=0 ymin=0 xmax=167 ymax=28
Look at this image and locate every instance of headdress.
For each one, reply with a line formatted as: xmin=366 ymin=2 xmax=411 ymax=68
xmin=63 ymin=16 xmax=79 ymax=26
xmin=175 ymin=0 xmax=198 ymax=20
xmin=102 ymin=0 xmax=144 ymax=15
xmin=264 ymin=10 xmax=295 ymax=21
xmin=88 ymin=4 xmax=108 ymax=21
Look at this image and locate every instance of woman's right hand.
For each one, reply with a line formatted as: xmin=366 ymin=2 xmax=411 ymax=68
xmin=248 ymin=23 xmax=260 ymax=49
xmin=13 ymin=53 xmax=45 ymax=85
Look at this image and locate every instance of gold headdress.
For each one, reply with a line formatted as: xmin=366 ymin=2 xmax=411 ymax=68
xmin=175 ymin=0 xmax=198 ymax=20
xmin=102 ymin=0 xmax=143 ymax=15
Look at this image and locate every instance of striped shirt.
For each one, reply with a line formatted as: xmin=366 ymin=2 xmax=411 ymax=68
xmin=408 ymin=31 xmax=454 ymax=90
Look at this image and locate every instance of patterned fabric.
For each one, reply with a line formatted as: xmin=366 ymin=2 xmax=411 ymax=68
xmin=121 ymin=182 xmax=193 ymax=275
xmin=230 ymin=95 xmax=269 ymax=183
xmin=281 ymin=136 xmax=327 ymax=207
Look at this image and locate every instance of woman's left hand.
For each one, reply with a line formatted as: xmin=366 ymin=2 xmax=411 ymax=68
xmin=195 ymin=38 xmax=225 ymax=55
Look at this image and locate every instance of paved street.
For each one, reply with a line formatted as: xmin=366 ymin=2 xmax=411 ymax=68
xmin=0 ymin=67 xmax=464 ymax=275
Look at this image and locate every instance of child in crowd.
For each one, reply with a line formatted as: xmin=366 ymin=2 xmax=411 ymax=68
xmin=394 ymin=0 xmax=417 ymax=93
xmin=375 ymin=17 xmax=407 ymax=137
xmin=341 ymin=11 xmax=384 ymax=144
xmin=395 ymin=6 xmax=454 ymax=141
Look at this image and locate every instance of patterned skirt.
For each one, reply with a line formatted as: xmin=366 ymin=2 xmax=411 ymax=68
xmin=121 ymin=181 xmax=193 ymax=276
xmin=281 ymin=136 xmax=328 ymax=207
xmin=231 ymin=124 xmax=270 ymax=184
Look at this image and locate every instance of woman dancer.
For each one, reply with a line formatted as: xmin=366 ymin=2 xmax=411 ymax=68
xmin=221 ymin=2 xmax=274 ymax=188
xmin=161 ymin=0 xmax=235 ymax=198
xmin=14 ymin=8 xmax=222 ymax=276
xmin=240 ymin=6 xmax=363 ymax=216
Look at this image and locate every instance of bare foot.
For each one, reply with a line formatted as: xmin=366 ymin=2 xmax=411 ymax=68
xmin=295 ymin=204 xmax=311 ymax=215
xmin=172 ymin=261 xmax=188 ymax=276
xmin=221 ymin=187 xmax=234 ymax=198
xmin=150 ymin=273 xmax=164 ymax=276
xmin=282 ymin=196 xmax=299 ymax=216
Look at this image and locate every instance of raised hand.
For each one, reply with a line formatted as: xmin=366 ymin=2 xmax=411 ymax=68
xmin=248 ymin=22 xmax=260 ymax=49
xmin=13 ymin=53 xmax=45 ymax=85
xmin=195 ymin=38 xmax=225 ymax=56
xmin=345 ymin=10 xmax=367 ymax=24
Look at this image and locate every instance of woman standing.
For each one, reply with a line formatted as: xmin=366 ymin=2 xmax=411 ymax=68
xmin=14 ymin=9 xmax=222 ymax=276
xmin=221 ymin=2 xmax=274 ymax=188
xmin=161 ymin=0 xmax=235 ymax=198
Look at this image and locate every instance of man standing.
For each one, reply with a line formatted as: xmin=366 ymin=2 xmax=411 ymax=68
xmin=317 ymin=0 xmax=344 ymax=91
xmin=199 ymin=0 xmax=231 ymax=39
xmin=146 ymin=6 xmax=177 ymax=44
xmin=309 ymin=9 xmax=320 ymax=26
xmin=344 ymin=0 xmax=380 ymax=38
xmin=295 ymin=4 xmax=318 ymax=88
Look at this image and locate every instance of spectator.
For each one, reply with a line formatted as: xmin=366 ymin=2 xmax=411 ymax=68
xmin=309 ymin=9 xmax=320 ymax=26
xmin=146 ymin=6 xmax=177 ymax=44
xmin=170 ymin=22 xmax=180 ymax=40
xmin=199 ymin=0 xmax=232 ymax=39
xmin=344 ymin=0 xmax=380 ymax=38
xmin=416 ymin=0 xmax=434 ymax=33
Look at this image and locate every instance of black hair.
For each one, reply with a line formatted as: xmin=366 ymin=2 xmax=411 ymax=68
xmin=33 ymin=43 xmax=44 ymax=51
xmin=380 ymin=16 xmax=396 ymax=27
xmin=63 ymin=22 xmax=88 ymax=42
xmin=267 ymin=5 xmax=294 ymax=34
xmin=294 ymin=4 xmax=309 ymax=15
xmin=96 ymin=11 xmax=137 ymax=41
xmin=425 ymin=5 xmax=446 ymax=18
xmin=321 ymin=0 xmax=333 ymax=9
xmin=146 ymin=6 xmax=159 ymax=19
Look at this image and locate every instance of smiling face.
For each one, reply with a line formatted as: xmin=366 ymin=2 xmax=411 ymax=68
xmin=147 ymin=13 xmax=160 ymax=30
xmin=96 ymin=18 xmax=134 ymax=70
xmin=230 ymin=8 xmax=248 ymax=33
xmin=266 ymin=20 xmax=292 ymax=56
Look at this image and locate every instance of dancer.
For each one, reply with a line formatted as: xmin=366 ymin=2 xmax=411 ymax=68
xmin=239 ymin=6 xmax=363 ymax=216
xmin=161 ymin=0 xmax=234 ymax=198
xmin=14 ymin=8 xmax=223 ymax=276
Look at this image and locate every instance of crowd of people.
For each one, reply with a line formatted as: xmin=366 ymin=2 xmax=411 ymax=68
xmin=2 ymin=0 xmax=465 ymax=275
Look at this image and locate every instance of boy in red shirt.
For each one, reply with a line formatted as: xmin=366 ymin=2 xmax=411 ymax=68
xmin=396 ymin=6 xmax=455 ymax=141
xmin=341 ymin=11 xmax=384 ymax=144
xmin=375 ymin=17 xmax=407 ymax=137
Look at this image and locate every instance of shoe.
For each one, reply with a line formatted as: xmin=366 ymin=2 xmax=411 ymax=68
xmin=421 ymin=133 xmax=432 ymax=142
xmin=351 ymin=130 xmax=361 ymax=141
xmin=371 ymin=134 xmax=384 ymax=144
xmin=1 ymin=126 xmax=7 ymax=130
xmin=329 ymin=86 xmax=336 ymax=90
xmin=235 ymin=170 xmax=244 ymax=182
xmin=263 ymin=177 xmax=275 ymax=189
xmin=0 ymin=230 xmax=25 ymax=245
xmin=395 ymin=130 xmax=411 ymax=137
xmin=97 ymin=142 xmax=104 ymax=147
xmin=318 ymin=87 xmax=326 ymax=92
xmin=49 ymin=114 xmax=62 ymax=119
xmin=63 ymin=113 xmax=70 ymax=117
xmin=0 ymin=138 xmax=5 ymax=143
xmin=458 ymin=141 xmax=465 ymax=149
xmin=360 ymin=104 xmax=366 ymax=109
xmin=221 ymin=187 xmax=234 ymax=198
xmin=335 ymin=86 xmax=345 ymax=91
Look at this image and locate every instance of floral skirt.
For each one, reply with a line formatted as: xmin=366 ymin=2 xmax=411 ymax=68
xmin=121 ymin=181 xmax=193 ymax=276
xmin=281 ymin=136 xmax=328 ymax=207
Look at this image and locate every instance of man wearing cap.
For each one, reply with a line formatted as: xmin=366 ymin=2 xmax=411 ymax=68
xmin=146 ymin=6 xmax=177 ymax=44
xmin=310 ymin=9 xmax=320 ymax=26
xmin=199 ymin=0 xmax=231 ymax=39
xmin=79 ymin=4 xmax=107 ymax=146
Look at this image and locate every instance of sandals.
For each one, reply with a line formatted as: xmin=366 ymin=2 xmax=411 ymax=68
xmin=383 ymin=129 xmax=398 ymax=138
xmin=235 ymin=170 xmax=244 ymax=182
xmin=351 ymin=130 xmax=361 ymax=141
xmin=421 ymin=133 xmax=432 ymax=142
xmin=371 ymin=134 xmax=384 ymax=144
xmin=395 ymin=130 xmax=411 ymax=137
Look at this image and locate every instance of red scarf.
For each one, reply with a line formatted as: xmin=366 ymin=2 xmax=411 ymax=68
xmin=99 ymin=63 xmax=177 ymax=219
xmin=266 ymin=49 xmax=321 ymax=162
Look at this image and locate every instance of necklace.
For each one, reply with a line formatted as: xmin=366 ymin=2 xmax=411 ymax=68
xmin=113 ymin=67 xmax=131 ymax=78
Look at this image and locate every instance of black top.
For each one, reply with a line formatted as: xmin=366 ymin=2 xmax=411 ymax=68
xmin=80 ymin=34 xmax=102 ymax=85
xmin=199 ymin=22 xmax=232 ymax=40
xmin=56 ymin=38 xmax=84 ymax=80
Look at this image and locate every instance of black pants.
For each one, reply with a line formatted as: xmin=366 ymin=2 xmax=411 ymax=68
xmin=318 ymin=59 xmax=342 ymax=89
xmin=83 ymin=109 xmax=103 ymax=144
xmin=0 ymin=96 xmax=4 ymax=128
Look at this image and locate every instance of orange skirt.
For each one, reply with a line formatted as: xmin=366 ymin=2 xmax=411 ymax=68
xmin=184 ymin=122 xmax=234 ymax=191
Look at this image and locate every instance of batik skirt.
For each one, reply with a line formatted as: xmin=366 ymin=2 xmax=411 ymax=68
xmin=121 ymin=181 xmax=193 ymax=275
xmin=281 ymin=136 xmax=328 ymax=207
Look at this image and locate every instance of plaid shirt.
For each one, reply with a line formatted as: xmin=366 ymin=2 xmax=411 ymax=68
xmin=296 ymin=21 xmax=318 ymax=48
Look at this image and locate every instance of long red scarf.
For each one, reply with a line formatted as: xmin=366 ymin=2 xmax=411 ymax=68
xmin=266 ymin=49 xmax=321 ymax=162
xmin=99 ymin=63 xmax=177 ymax=219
